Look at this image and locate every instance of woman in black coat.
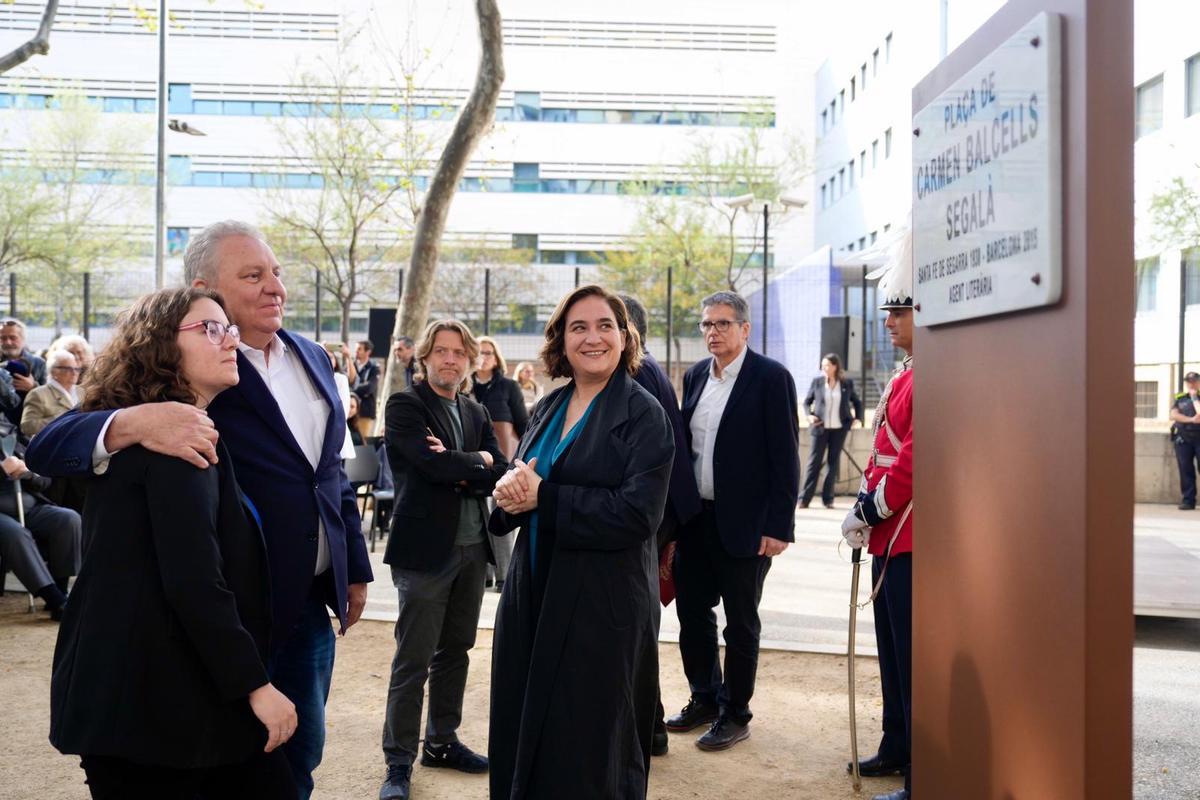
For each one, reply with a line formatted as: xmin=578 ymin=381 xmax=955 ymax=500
xmin=472 ymin=335 xmax=528 ymax=461
xmin=489 ymin=285 xmax=674 ymax=800
xmin=49 ymin=288 xmax=296 ymax=799
xmin=801 ymin=352 xmax=863 ymax=509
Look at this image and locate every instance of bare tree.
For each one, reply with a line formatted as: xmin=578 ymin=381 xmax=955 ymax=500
xmin=260 ymin=31 xmax=413 ymax=344
xmin=0 ymin=0 xmax=58 ymax=75
xmin=378 ymin=0 xmax=504 ymax=404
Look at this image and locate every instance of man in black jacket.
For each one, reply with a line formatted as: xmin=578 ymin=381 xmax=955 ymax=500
xmin=352 ymin=340 xmax=381 ymax=439
xmin=668 ymin=291 xmax=800 ymax=751
xmin=379 ymin=319 xmax=507 ymax=800
xmin=619 ymin=293 xmax=703 ymax=756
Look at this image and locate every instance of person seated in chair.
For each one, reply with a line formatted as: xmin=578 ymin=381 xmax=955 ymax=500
xmin=0 ymin=438 xmax=81 ymax=620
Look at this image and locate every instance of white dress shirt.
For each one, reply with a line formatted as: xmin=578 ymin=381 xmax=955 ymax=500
xmin=91 ymin=333 xmax=335 ymax=575
xmin=690 ymin=345 xmax=749 ymax=501
xmin=238 ymin=336 xmax=333 ymax=575
xmin=822 ymin=380 xmax=842 ymax=429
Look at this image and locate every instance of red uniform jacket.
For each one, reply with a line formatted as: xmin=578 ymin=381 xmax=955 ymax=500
xmin=861 ymin=363 xmax=912 ymax=558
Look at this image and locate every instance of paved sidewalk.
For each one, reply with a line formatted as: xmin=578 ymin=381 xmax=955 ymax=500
xmin=359 ymin=503 xmax=880 ymax=656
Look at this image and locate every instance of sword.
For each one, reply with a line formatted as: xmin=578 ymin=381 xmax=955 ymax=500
xmin=848 ymin=545 xmax=863 ymax=791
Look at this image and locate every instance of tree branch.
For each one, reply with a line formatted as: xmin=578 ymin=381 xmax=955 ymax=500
xmin=0 ymin=0 xmax=59 ymax=75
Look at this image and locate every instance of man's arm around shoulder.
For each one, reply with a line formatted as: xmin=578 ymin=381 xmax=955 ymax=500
xmin=26 ymin=402 xmax=219 ymax=477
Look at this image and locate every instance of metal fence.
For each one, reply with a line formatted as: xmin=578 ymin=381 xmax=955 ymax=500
xmin=2 ymin=260 xmax=898 ymax=400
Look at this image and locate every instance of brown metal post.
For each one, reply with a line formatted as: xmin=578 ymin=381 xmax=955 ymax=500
xmin=911 ymin=1 xmax=1133 ymax=798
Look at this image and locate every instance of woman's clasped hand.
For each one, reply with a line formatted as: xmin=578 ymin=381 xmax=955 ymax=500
xmin=493 ymin=457 xmax=540 ymax=513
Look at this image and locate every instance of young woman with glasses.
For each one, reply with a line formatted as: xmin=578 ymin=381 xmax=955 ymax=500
xmin=49 ymin=287 xmax=297 ymax=799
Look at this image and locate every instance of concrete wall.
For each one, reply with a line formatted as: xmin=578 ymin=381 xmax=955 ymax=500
xmin=807 ymin=428 xmax=1179 ymax=505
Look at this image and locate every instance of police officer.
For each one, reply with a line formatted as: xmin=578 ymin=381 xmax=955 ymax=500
xmin=1170 ymin=372 xmax=1200 ymax=511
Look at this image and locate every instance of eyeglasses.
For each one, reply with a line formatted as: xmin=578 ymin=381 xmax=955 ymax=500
xmin=697 ymin=319 xmax=743 ymax=334
xmin=178 ymin=319 xmax=240 ymax=345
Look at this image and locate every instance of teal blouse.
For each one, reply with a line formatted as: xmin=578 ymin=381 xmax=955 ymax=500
xmin=524 ymin=389 xmax=597 ymax=575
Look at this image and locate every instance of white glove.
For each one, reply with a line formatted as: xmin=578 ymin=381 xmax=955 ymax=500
xmin=841 ymin=510 xmax=871 ymax=550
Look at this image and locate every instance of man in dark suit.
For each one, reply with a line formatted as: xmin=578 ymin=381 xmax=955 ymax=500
xmin=618 ymin=293 xmax=703 ymax=757
xmin=0 ymin=317 xmax=47 ymax=426
xmin=379 ymin=319 xmax=506 ymax=800
xmin=667 ymin=290 xmax=800 ymax=751
xmin=353 ymin=339 xmax=381 ymax=439
xmin=26 ymin=220 xmax=374 ymax=800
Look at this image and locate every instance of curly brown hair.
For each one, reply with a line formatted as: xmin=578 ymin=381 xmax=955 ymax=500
xmin=539 ymin=284 xmax=642 ymax=380
xmin=82 ymin=287 xmax=230 ymax=411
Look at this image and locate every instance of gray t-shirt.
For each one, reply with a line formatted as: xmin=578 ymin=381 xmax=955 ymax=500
xmin=440 ymin=396 xmax=485 ymax=546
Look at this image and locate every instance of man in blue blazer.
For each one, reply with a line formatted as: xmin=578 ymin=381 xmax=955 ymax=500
xmin=26 ymin=220 xmax=374 ymax=799
xmin=666 ymin=290 xmax=800 ymax=752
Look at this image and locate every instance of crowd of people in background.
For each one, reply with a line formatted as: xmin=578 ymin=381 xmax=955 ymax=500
xmin=0 ymin=218 xmax=918 ymax=800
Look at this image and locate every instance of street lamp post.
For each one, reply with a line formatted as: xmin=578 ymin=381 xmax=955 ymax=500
xmin=723 ymin=193 xmax=807 ymax=357
xmin=154 ymin=0 xmax=167 ymax=289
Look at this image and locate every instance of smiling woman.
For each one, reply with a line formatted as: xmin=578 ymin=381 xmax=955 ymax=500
xmin=488 ymin=284 xmax=672 ymax=800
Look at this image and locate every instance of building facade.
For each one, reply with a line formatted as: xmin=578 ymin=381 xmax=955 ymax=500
xmin=0 ymin=0 xmax=816 ymax=359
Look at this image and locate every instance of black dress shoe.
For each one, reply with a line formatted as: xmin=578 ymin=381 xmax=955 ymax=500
xmin=379 ymin=765 xmax=411 ymax=800
xmin=695 ymin=716 xmax=750 ymax=751
xmin=1180 ymin=503 xmax=1196 ymax=510
xmin=799 ymin=500 xmax=811 ymax=509
xmin=665 ymin=699 xmax=719 ymax=732
xmin=651 ymin=730 xmax=669 ymax=756
xmin=823 ymin=501 xmax=835 ymax=509
xmin=848 ymin=752 xmax=907 ymax=777
xmin=872 ymin=790 xmax=909 ymax=800
xmin=421 ymin=740 xmax=488 ymax=773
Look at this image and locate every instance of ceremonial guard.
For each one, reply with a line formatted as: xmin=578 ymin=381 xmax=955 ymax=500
xmin=843 ymin=232 xmax=914 ymax=800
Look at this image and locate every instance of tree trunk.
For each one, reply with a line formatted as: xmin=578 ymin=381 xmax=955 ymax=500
xmin=0 ymin=0 xmax=57 ymax=75
xmin=379 ymin=0 xmax=504 ymax=412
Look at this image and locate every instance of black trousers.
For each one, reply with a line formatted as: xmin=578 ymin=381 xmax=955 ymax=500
xmin=802 ymin=426 xmax=848 ymax=506
xmin=1176 ymin=437 xmax=1200 ymax=506
xmin=80 ymin=751 xmax=295 ymax=800
xmin=873 ymin=553 xmax=912 ymax=792
xmin=674 ymin=507 xmax=771 ymax=725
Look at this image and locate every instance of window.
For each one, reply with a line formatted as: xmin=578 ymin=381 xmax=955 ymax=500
xmin=821 ymin=108 xmax=828 ymax=133
xmin=1135 ymin=257 xmax=1158 ymax=314
xmin=167 ymin=227 xmax=189 ymax=256
xmin=135 ymin=98 xmax=156 ymax=113
xmin=861 ymin=64 xmax=867 ymax=91
xmin=885 ymin=128 xmax=893 ymax=158
xmin=1135 ymin=75 xmax=1164 ymax=139
xmin=847 ymin=241 xmax=855 ymax=252
xmin=839 ymin=89 xmax=845 ymax=112
xmin=870 ymin=230 xmax=878 ymax=244
xmin=848 ymin=160 xmax=855 ymax=188
xmin=883 ymin=223 xmax=891 ymax=233
xmin=167 ymin=83 xmax=192 ymax=114
xmin=513 ymin=162 xmax=539 ymax=192
xmin=820 ymin=182 xmax=828 ymax=208
xmin=830 ymin=99 xmax=837 ymax=126
xmin=1135 ymin=381 xmax=1159 ymax=419
xmin=167 ymin=155 xmax=191 ymax=185
xmin=850 ymin=77 xmax=856 ymax=101
xmin=512 ymin=234 xmax=538 ymax=251
xmin=873 ymin=48 xmax=879 ymax=75
xmin=1187 ymin=52 xmax=1200 ymax=118
xmin=514 ymin=91 xmax=541 ymax=121
xmin=886 ymin=33 xmax=893 ymax=62
xmin=1186 ymin=247 xmax=1200 ymax=305
xmin=860 ymin=150 xmax=866 ymax=176
xmin=872 ymin=139 xmax=879 ymax=167
xmin=859 ymin=236 xmax=867 ymax=250
xmin=839 ymin=167 xmax=846 ymax=195
xmin=103 ymin=97 xmax=135 ymax=112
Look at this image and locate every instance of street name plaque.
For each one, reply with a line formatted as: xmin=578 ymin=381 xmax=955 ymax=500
xmin=911 ymin=11 xmax=1062 ymax=326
